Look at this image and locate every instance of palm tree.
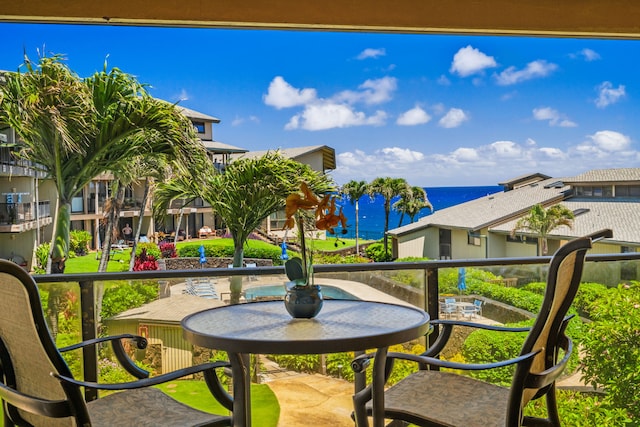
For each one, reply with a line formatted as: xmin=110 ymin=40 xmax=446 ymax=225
xmin=511 ymin=204 xmax=575 ymax=255
xmin=340 ymin=180 xmax=369 ymax=255
xmin=154 ymin=151 xmax=334 ymax=304
xmin=368 ymin=177 xmax=410 ymax=256
xmin=0 ymin=54 xmax=203 ymax=273
xmin=393 ymin=185 xmax=432 ymax=226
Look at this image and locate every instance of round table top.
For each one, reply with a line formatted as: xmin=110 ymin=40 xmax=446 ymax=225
xmin=182 ymin=299 xmax=430 ymax=354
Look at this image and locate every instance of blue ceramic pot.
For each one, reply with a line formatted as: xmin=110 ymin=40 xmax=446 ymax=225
xmin=284 ymin=284 xmax=323 ymax=318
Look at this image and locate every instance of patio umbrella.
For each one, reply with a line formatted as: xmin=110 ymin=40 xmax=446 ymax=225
xmin=199 ymin=244 xmax=206 ymax=268
xmin=457 ymin=267 xmax=467 ymax=294
xmin=280 ymin=241 xmax=289 ymax=260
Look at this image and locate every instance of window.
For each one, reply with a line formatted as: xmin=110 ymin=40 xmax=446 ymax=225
xmin=467 ymin=232 xmax=481 ymax=246
xmin=193 ymin=121 xmax=205 ymax=133
xmin=615 ymin=185 xmax=640 ymax=198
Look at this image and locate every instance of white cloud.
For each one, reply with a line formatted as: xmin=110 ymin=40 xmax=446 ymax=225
xmin=357 ymin=48 xmax=386 ymax=60
xmin=332 ymin=133 xmax=640 ymax=187
xmin=489 ymin=141 xmax=523 ymax=158
xmin=450 ymin=45 xmax=497 ymax=77
xmin=451 ymin=147 xmax=480 ymax=162
xmin=571 ymin=48 xmax=601 ymax=61
xmin=333 ymin=77 xmax=397 ymax=105
xmin=532 ymin=107 xmax=577 ymax=127
xmin=396 ymin=106 xmax=431 ymax=126
xmin=284 ymin=102 xmax=387 ymax=131
xmin=379 ymin=147 xmax=424 ymax=162
xmin=587 ymin=130 xmax=631 ymax=152
xmin=595 ymin=81 xmax=626 ymax=108
xmin=231 ymin=115 xmax=260 ymax=126
xmin=263 ymin=76 xmax=317 ymax=109
xmin=437 ymin=75 xmax=451 ymax=85
xmin=538 ymin=147 xmax=566 ymax=159
xmin=495 ymin=60 xmax=557 ymax=85
xmin=175 ymin=89 xmax=190 ymax=101
xmin=439 ymin=108 xmax=469 ymax=128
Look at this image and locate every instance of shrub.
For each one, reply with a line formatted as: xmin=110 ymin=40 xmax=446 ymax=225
xmin=34 ymin=242 xmax=50 ymax=273
xmin=580 ymin=282 xmax=640 ymax=422
xmin=70 ymin=230 xmax=92 ymax=256
xmin=462 ymin=324 xmax=529 ymax=386
xmin=100 ymin=280 xmax=159 ymax=318
xmin=365 ymin=243 xmax=392 ymax=262
xmin=136 ymin=242 xmax=161 ymax=260
xmin=159 ymin=241 xmax=177 ymax=258
xmin=525 ymin=390 xmax=632 ymax=426
xmin=133 ymin=249 xmax=158 ymax=271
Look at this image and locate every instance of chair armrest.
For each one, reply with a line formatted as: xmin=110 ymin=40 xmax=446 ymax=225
xmin=386 ymin=349 xmax=540 ymax=371
xmin=425 ymin=319 xmax=530 ymax=358
xmin=0 ymin=381 xmax=73 ymax=419
xmin=432 ymin=319 xmax=531 ymax=332
xmin=53 ymin=360 xmax=233 ymax=411
xmin=58 ymin=334 xmax=149 ymax=379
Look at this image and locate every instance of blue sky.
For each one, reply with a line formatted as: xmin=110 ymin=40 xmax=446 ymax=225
xmin=1 ymin=23 xmax=639 ymax=187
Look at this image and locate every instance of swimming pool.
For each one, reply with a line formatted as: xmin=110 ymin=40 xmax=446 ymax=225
xmin=244 ymin=284 xmax=358 ymax=301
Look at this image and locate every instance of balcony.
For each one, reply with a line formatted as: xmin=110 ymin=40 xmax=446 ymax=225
xmin=0 ymin=200 xmax=52 ymax=232
xmin=32 ymin=252 xmax=638 ymax=424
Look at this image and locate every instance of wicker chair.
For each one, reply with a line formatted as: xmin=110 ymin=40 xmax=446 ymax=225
xmin=352 ymin=230 xmax=612 ymax=427
xmin=0 ymin=259 xmax=232 ymax=427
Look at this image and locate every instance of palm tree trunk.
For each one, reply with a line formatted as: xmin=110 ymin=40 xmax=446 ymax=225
xmin=129 ymin=178 xmax=152 ymax=271
xmin=174 ymin=201 xmax=186 ymax=244
xmin=99 ymin=185 xmax=125 ymax=272
xmin=383 ymin=202 xmax=391 ymax=255
xmin=355 ymin=200 xmax=360 ymax=255
xmin=50 ymin=200 xmax=71 ymax=274
xmin=229 ymin=244 xmax=244 ymax=305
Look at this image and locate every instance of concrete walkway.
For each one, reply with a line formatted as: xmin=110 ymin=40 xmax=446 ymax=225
xmin=260 ymin=357 xmax=355 ymax=427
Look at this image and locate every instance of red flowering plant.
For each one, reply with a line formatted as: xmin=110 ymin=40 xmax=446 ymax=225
xmin=133 ymin=248 xmax=159 ymax=271
xmin=283 ymin=182 xmax=347 ymax=287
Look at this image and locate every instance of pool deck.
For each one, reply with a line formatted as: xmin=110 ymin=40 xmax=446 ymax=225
xmin=172 ymin=275 xmax=412 ymax=306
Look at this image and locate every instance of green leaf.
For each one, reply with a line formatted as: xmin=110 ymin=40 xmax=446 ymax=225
xmin=284 ymin=257 xmax=306 ymax=282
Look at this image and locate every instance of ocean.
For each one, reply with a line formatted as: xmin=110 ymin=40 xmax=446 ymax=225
xmin=339 ymin=185 xmax=503 ymax=240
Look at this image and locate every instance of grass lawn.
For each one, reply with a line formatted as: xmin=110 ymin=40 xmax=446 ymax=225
xmin=62 ymin=250 xmax=132 ymax=273
xmin=156 ymin=380 xmax=279 ymax=427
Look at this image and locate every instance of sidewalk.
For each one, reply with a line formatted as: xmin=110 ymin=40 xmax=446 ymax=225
xmin=261 ymin=357 xmax=355 ymax=427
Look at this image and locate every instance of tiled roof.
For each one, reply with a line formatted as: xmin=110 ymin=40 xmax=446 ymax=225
xmin=201 ymin=140 xmax=248 ymax=153
xmin=233 ymin=145 xmax=337 ymax=170
xmin=562 ymin=168 xmax=640 ymax=183
xmin=106 ymin=294 xmax=224 ymax=323
xmin=492 ymin=199 xmax=640 ymax=244
xmin=177 ymin=106 xmax=221 ymax=123
xmin=389 ymin=178 xmax=569 ymax=236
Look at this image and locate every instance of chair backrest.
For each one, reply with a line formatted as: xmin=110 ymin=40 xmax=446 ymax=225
xmin=0 ymin=260 xmax=88 ymax=426
xmin=444 ymin=297 xmax=456 ymax=304
xmin=507 ymin=231 xmax=610 ymax=423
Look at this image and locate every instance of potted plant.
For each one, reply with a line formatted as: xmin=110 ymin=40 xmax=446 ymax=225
xmin=282 ymin=182 xmax=347 ymax=318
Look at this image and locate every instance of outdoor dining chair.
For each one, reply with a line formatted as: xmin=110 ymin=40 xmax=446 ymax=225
xmin=0 ymin=259 xmax=233 ymax=427
xmin=352 ymin=229 xmax=612 ymax=427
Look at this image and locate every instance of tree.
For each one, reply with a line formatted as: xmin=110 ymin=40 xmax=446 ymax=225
xmin=393 ymin=185 xmax=432 ymax=226
xmin=154 ymin=151 xmax=334 ymax=304
xmin=368 ymin=177 xmax=410 ymax=256
xmin=340 ymin=180 xmax=369 ymax=255
xmin=0 ymin=53 xmax=203 ymax=273
xmin=511 ymin=204 xmax=575 ymax=255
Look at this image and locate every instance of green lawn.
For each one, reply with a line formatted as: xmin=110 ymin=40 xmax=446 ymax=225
xmin=156 ymin=380 xmax=279 ymax=427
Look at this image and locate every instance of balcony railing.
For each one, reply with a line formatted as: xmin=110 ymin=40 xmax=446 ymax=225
xmin=0 ymin=201 xmax=51 ymax=225
xmin=33 ymin=252 xmax=640 ymax=402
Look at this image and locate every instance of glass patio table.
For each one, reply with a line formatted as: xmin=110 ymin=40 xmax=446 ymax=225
xmin=182 ymin=299 xmax=430 ymax=427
